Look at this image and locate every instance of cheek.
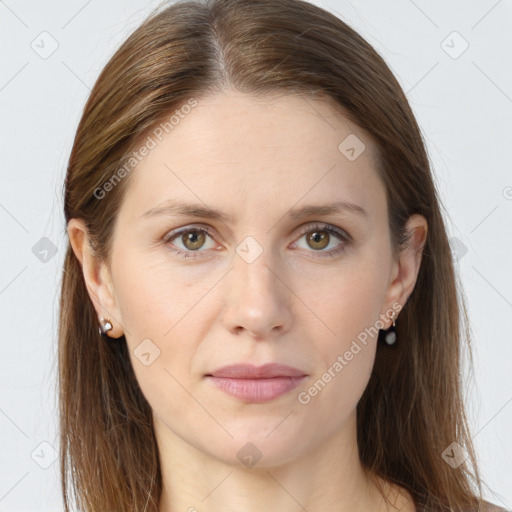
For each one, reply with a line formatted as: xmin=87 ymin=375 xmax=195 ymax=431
xmin=110 ymin=249 xmax=221 ymax=390
xmin=112 ymin=246 xmax=214 ymax=336
xmin=295 ymin=253 xmax=387 ymax=345
xmin=297 ymin=340 xmax=376 ymax=449
xmin=293 ymin=249 xmax=388 ymax=404
xmin=296 ymin=268 xmax=381 ymax=428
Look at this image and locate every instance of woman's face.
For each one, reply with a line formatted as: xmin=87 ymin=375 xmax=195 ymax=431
xmin=86 ymin=89 xmax=418 ymax=467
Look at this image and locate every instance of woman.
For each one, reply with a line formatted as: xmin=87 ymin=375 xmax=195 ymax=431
xmin=59 ymin=0 xmax=508 ymax=510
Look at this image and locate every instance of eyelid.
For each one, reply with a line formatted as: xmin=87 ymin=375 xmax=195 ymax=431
xmin=295 ymin=222 xmax=352 ymax=243
xmin=163 ymin=223 xmax=218 ymax=242
xmin=164 ymin=222 xmax=350 ymax=242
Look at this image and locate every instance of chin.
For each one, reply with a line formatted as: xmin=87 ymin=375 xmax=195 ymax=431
xmin=205 ymin=430 xmax=308 ymax=470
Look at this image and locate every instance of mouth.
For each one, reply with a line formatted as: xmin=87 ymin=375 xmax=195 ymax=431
xmin=205 ymin=363 xmax=308 ymax=403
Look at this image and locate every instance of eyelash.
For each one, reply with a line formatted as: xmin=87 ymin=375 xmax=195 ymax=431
xmin=163 ymin=222 xmax=351 ymax=260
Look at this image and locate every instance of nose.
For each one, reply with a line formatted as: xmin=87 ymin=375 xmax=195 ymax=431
xmin=221 ymin=246 xmax=293 ymax=340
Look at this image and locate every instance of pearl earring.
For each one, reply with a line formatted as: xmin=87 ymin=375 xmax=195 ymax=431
xmin=98 ymin=317 xmax=113 ymax=336
xmin=384 ymin=311 xmax=397 ymax=345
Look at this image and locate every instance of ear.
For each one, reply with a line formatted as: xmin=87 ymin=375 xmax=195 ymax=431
xmin=67 ymin=218 xmax=124 ymax=338
xmin=380 ymin=214 xmax=428 ymax=327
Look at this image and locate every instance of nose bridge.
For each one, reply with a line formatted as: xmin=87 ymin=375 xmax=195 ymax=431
xmin=232 ymin=234 xmax=280 ymax=303
xmin=222 ymin=234 xmax=292 ymax=337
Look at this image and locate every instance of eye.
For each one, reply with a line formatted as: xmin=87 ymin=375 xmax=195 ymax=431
xmin=164 ymin=225 xmax=218 ymax=258
xmin=292 ymin=223 xmax=351 ymax=258
xmin=163 ymin=222 xmax=351 ymax=259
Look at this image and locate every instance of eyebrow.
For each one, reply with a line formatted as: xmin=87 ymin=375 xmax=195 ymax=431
xmin=141 ymin=199 xmax=368 ymax=223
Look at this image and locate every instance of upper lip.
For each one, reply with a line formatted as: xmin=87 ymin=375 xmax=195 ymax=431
xmin=206 ymin=363 xmax=307 ymax=379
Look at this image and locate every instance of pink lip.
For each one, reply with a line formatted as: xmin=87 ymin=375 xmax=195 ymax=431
xmin=205 ymin=363 xmax=308 ymax=403
xmin=208 ymin=363 xmax=307 ymax=378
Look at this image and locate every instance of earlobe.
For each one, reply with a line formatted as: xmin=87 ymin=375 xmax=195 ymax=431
xmin=67 ymin=218 xmax=124 ymax=338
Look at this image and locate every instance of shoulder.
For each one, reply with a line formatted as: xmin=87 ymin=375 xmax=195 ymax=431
xmin=481 ymin=502 xmax=511 ymax=512
xmin=480 ymin=500 xmax=510 ymax=512
xmin=417 ymin=501 xmax=510 ymax=512
xmin=461 ymin=501 xmax=510 ymax=512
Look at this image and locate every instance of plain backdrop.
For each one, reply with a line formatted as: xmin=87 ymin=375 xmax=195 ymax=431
xmin=0 ymin=0 xmax=511 ymax=510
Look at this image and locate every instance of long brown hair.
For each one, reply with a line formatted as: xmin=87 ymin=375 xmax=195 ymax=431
xmin=59 ymin=0 xmax=491 ymax=510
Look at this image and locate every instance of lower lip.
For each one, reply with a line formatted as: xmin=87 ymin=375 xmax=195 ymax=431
xmin=206 ymin=376 xmax=307 ymax=403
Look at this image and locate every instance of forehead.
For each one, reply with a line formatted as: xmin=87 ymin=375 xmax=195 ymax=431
xmin=118 ymin=89 xmax=385 ymax=224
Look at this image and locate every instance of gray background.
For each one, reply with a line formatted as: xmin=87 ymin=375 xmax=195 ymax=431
xmin=0 ymin=0 xmax=511 ymax=510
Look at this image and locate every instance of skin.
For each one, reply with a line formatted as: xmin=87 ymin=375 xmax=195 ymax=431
xmin=68 ymin=89 xmax=427 ymax=512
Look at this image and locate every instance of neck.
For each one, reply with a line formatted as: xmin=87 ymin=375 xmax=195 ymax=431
xmin=155 ymin=411 xmax=414 ymax=512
